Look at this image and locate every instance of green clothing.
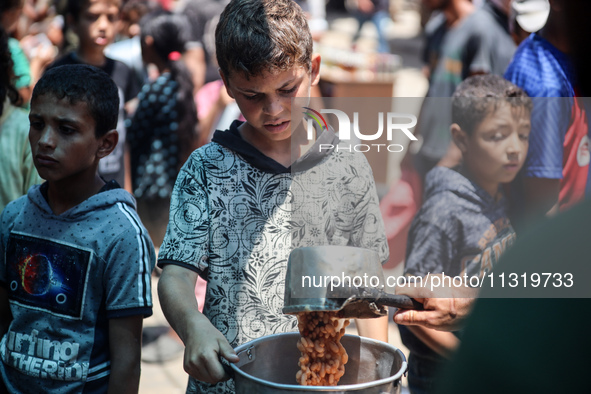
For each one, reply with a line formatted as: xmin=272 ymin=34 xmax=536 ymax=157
xmin=0 ymin=101 xmax=41 ymax=212
xmin=8 ymin=38 xmax=31 ymax=90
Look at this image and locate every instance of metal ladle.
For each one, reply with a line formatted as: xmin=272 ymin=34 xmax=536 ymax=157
xmin=282 ymin=246 xmax=423 ymax=319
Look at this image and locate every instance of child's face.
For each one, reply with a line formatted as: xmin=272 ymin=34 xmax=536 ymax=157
xmin=221 ymin=55 xmax=321 ymax=145
xmin=29 ymin=95 xmax=106 ymax=183
xmin=71 ymin=0 xmax=120 ymax=54
xmin=455 ymin=102 xmax=531 ymax=196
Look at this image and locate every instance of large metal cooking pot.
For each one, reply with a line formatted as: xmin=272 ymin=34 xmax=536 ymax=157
xmin=229 ymin=332 xmax=407 ymax=393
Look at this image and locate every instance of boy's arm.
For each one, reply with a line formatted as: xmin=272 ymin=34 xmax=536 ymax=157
xmin=101 ymin=215 xmax=154 ymax=393
xmin=355 ymin=316 xmax=388 ymax=342
xmin=0 ymin=207 xmax=14 ymax=338
xmin=394 ymin=276 xmax=476 ymax=331
xmin=108 ymin=315 xmax=143 ymax=394
xmin=406 ymin=325 xmax=459 ymax=358
xmin=158 ymin=265 xmax=239 ymax=384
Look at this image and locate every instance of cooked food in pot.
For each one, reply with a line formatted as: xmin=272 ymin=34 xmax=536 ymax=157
xmin=295 ymin=311 xmax=350 ymax=386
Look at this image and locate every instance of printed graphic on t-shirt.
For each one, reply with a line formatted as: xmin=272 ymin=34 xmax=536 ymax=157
xmin=6 ymin=233 xmax=91 ymax=319
xmin=460 ymin=218 xmax=516 ymax=277
xmin=0 ymin=330 xmax=89 ymax=381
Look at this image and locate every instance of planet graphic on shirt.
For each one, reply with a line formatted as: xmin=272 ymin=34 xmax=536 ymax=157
xmin=18 ymin=254 xmax=53 ymax=295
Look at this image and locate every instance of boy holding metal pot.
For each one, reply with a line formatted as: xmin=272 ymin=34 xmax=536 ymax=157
xmin=156 ymin=0 xmax=390 ymax=392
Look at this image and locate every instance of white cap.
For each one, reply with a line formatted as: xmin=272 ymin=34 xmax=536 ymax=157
xmin=511 ymin=0 xmax=550 ymax=33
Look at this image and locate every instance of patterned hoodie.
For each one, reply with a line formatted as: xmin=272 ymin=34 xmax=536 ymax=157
xmin=401 ymin=165 xmax=516 ymax=366
xmin=158 ymin=120 xmax=389 ymax=393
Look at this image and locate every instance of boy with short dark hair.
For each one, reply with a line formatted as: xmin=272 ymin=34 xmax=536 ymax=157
xmin=0 ymin=64 xmax=155 ymax=393
xmin=157 ymin=0 xmax=389 ymax=392
xmin=47 ymin=0 xmax=140 ymax=191
xmin=399 ymin=74 xmax=532 ymax=393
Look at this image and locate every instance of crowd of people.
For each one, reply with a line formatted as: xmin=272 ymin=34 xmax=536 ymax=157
xmin=0 ymin=0 xmax=589 ymax=393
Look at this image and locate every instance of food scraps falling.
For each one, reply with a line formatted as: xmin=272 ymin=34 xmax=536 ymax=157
xmin=296 ymin=311 xmax=350 ymax=386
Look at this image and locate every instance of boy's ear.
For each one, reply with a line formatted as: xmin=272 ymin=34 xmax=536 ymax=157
xmin=310 ymin=54 xmax=321 ymax=86
xmin=218 ymin=69 xmax=235 ymax=99
xmin=97 ymin=129 xmax=119 ymax=159
xmin=450 ymin=123 xmax=469 ymax=153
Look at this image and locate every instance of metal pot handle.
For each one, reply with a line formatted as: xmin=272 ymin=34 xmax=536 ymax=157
xmin=358 ymin=287 xmax=424 ymax=310
xmin=376 ymin=293 xmax=424 ymax=310
xmin=220 ymin=345 xmax=256 ymax=379
xmin=219 ymin=356 xmax=235 ymax=380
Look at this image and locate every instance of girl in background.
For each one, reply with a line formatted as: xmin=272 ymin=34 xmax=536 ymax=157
xmin=128 ymin=13 xmax=199 ymax=363
xmin=127 ymin=12 xmax=199 ymax=248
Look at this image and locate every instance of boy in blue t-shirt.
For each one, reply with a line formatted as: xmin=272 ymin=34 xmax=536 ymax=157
xmin=504 ymin=1 xmax=589 ymax=224
xmin=399 ymin=74 xmax=532 ymax=393
xmin=0 ymin=64 xmax=154 ymax=393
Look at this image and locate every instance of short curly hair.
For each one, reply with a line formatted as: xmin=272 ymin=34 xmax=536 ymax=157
xmin=215 ymin=0 xmax=313 ymax=78
xmin=452 ymin=74 xmax=533 ymax=135
xmin=33 ymin=65 xmax=120 ymax=138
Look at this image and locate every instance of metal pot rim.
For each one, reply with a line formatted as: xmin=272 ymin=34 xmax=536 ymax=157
xmin=230 ymin=332 xmax=408 ymax=391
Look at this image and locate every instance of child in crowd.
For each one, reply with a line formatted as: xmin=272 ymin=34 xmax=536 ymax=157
xmin=156 ymin=0 xmax=389 ymax=392
xmin=505 ymin=0 xmax=589 ymax=225
xmin=104 ymin=1 xmax=164 ymax=90
xmin=0 ymin=64 xmax=155 ymax=393
xmin=127 ymin=12 xmax=198 ymax=247
xmin=1 ymin=0 xmax=33 ymax=105
xmin=2 ymin=1 xmax=60 ymax=101
xmin=399 ymin=74 xmax=532 ymax=393
xmin=0 ymin=24 xmax=41 ymax=212
xmin=47 ymin=0 xmax=140 ymax=191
